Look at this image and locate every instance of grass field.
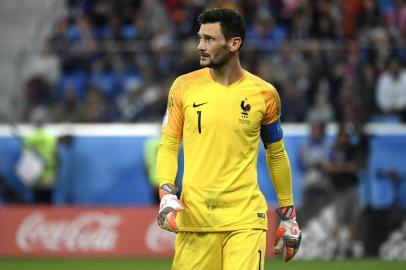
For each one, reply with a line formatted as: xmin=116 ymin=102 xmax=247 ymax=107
xmin=0 ymin=258 xmax=405 ymax=270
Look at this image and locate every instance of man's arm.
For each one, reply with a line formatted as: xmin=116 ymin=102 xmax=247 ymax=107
xmin=261 ymin=119 xmax=293 ymax=207
xmin=157 ymin=133 xmax=181 ymax=189
xmin=261 ymin=119 xmax=301 ymax=262
xmin=156 ymin=76 xmax=185 ymax=233
xmin=156 ymin=133 xmax=183 ymax=233
xmin=324 ymin=159 xmax=358 ymax=173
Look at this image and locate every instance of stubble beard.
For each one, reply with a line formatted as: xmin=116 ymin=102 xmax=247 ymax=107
xmin=200 ymin=51 xmax=230 ymax=69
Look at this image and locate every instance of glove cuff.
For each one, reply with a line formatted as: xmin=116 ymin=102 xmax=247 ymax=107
xmin=159 ymin=183 xmax=179 ymax=199
xmin=276 ymin=205 xmax=296 ymax=221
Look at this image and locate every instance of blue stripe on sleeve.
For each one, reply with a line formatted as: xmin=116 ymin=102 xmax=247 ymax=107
xmin=260 ymin=119 xmax=283 ymax=147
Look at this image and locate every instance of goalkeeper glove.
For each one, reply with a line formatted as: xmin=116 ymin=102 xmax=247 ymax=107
xmin=157 ymin=183 xmax=183 ymax=233
xmin=274 ymin=206 xmax=302 ymax=262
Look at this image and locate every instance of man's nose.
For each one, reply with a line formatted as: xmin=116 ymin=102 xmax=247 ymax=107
xmin=197 ymin=40 xmax=206 ymax=51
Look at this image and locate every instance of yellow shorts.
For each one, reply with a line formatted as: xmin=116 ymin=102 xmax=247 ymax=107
xmin=172 ymin=229 xmax=266 ymax=270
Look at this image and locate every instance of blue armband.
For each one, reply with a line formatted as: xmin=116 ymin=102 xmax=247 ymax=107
xmin=260 ymin=119 xmax=283 ymax=147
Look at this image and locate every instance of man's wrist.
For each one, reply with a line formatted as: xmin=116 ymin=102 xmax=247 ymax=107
xmin=159 ymin=183 xmax=179 ymax=199
xmin=276 ymin=205 xmax=296 ymax=221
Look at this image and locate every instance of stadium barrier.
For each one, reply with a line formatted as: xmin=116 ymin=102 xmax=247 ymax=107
xmin=0 ymin=206 xmax=277 ymax=258
xmin=1 ymin=123 xmax=406 ymax=207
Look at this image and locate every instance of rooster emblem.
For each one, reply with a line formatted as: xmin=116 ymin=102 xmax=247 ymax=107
xmin=240 ymin=99 xmax=251 ymax=115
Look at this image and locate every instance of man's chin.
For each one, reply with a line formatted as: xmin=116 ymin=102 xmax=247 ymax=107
xmin=200 ymin=60 xmax=224 ymax=69
xmin=199 ymin=61 xmax=210 ymax=67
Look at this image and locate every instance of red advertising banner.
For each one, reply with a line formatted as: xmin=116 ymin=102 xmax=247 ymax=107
xmin=0 ymin=206 xmax=277 ymax=258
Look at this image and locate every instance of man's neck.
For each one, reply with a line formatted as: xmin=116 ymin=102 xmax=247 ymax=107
xmin=210 ymin=57 xmax=244 ymax=86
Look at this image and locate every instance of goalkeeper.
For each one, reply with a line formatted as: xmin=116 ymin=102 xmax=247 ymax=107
xmin=157 ymin=8 xmax=301 ymax=270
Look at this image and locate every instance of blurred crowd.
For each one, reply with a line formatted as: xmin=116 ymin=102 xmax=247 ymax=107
xmin=21 ymin=0 xmax=406 ymax=124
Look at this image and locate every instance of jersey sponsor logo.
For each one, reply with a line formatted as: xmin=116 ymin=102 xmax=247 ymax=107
xmin=145 ymin=219 xmax=175 ymax=252
xmin=193 ymin=102 xmax=208 ymax=107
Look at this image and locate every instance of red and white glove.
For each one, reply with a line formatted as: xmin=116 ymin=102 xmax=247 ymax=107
xmin=274 ymin=206 xmax=302 ymax=262
xmin=157 ymin=184 xmax=183 ymax=233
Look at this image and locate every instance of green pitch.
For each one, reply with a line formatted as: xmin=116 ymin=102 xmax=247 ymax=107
xmin=0 ymin=258 xmax=405 ymax=270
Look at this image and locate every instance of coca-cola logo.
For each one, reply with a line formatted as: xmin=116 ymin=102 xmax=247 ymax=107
xmin=16 ymin=211 xmax=122 ymax=252
xmin=145 ymin=219 xmax=175 ymax=252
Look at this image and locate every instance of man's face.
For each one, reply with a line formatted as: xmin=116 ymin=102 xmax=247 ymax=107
xmin=197 ymin=22 xmax=231 ymax=68
xmin=388 ymin=59 xmax=400 ymax=77
xmin=311 ymin=124 xmax=323 ymax=142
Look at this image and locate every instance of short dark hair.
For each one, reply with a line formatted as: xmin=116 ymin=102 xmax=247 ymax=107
xmin=197 ymin=8 xmax=246 ymax=49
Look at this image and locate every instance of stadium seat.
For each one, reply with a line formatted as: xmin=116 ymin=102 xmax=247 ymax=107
xmin=89 ymin=72 xmax=118 ymax=98
xmin=66 ymin=24 xmax=81 ymax=41
xmin=117 ymin=72 xmax=141 ymax=93
xmin=121 ymin=25 xmax=138 ymax=39
xmin=56 ymin=72 xmax=88 ymax=100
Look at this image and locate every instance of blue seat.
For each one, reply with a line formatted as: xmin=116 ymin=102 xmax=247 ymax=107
xmin=89 ymin=72 xmax=117 ymax=98
xmin=56 ymin=72 xmax=88 ymax=100
xmin=66 ymin=24 xmax=80 ymax=41
xmin=117 ymin=72 xmax=141 ymax=93
xmin=121 ymin=25 xmax=138 ymax=39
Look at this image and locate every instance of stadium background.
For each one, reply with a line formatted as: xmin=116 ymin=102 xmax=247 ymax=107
xmin=0 ymin=0 xmax=406 ymax=269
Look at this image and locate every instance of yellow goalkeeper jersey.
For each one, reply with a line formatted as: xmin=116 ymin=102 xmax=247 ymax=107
xmin=161 ymin=68 xmax=281 ymax=232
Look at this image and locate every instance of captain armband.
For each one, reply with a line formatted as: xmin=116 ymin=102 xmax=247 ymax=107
xmin=260 ymin=119 xmax=283 ymax=148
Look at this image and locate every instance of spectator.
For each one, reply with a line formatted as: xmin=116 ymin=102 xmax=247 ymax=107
xmin=23 ymin=75 xmax=53 ymax=122
xmin=167 ymin=0 xmax=203 ymax=39
xmin=22 ymin=113 xmax=58 ymax=204
xmin=175 ymin=37 xmax=200 ymax=74
xmin=19 ymin=0 xmax=406 ymax=125
xmin=356 ymin=0 xmax=384 ymax=35
xmin=306 ymin=90 xmax=334 ymax=123
xmin=298 ymin=122 xmax=331 ymax=224
xmin=336 ymin=80 xmax=363 ymax=124
xmin=47 ymin=18 xmax=72 ymax=72
xmin=309 ymin=0 xmax=340 ymax=40
xmin=324 ymin=125 xmax=361 ymax=258
xmin=355 ymin=63 xmax=379 ymax=121
xmin=52 ymin=86 xmax=82 ymax=122
xmin=139 ymin=0 xmax=172 ymax=36
xmin=271 ymin=44 xmax=308 ymax=121
xmin=246 ymin=9 xmax=287 ymax=50
xmin=304 ymin=40 xmax=338 ymax=115
xmin=115 ymin=78 xmax=144 ymax=122
xmin=76 ymin=86 xmax=116 ymax=122
xmin=290 ymin=7 xmax=311 ymax=40
xmin=368 ymin=28 xmax=392 ymax=70
xmin=385 ymin=0 xmax=406 ymax=38
xmin=375 ymin=56 xmax=406 ymax=122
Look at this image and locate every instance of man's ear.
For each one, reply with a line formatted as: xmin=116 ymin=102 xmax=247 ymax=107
xmin=228 ymin=37 xmax=242 ymax=52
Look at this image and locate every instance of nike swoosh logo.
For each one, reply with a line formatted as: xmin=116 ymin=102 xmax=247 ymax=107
xmin=193 ymin=102 xmax=208 ymax=107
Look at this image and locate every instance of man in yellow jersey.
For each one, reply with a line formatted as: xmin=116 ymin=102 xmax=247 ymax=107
xmin=156 ymin=8 xmax=301 ymax=270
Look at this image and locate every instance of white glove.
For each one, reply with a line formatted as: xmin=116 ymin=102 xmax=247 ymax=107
xmin=157 ymin=184 xmax=183 ymax=233
xmin=274 ymin=206 xmax=302 ymax=262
